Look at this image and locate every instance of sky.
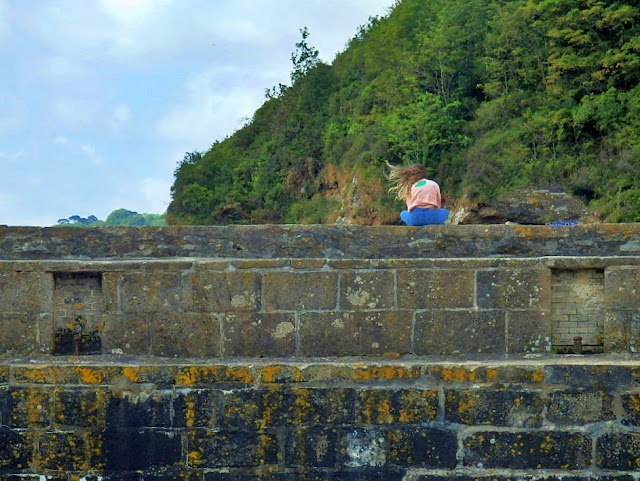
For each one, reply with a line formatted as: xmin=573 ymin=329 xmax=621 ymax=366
xmin=0 ymin=0 xmax=396 ymax=227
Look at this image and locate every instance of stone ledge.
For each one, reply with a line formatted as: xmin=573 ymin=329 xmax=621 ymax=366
xmin=2 ymin=224 xmax=640 ymax=260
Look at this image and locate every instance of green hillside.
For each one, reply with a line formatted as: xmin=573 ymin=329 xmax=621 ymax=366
xmin=168 ymin=0 xmax=640 ymax=225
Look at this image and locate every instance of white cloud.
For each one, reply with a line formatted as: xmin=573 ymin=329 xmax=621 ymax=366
xmin=54 ymin=136 xmax=68 ymax=145
xmin=41 ymin=56 xmax=89 ymax=83
xmin=0 ymin=0 xmax=11 ymax=45
xmin=81 ymin=144 xmax=103 ymax=166
xmin=0 ymin=150 xmax=25 ymax=162
xmin=49 ymin=97 xmax=100 ymax=126
xmin=110 ymin=104 xmax=132 ymax=133
xmin=156 ymin=67 xmax=262 ymax=148
xmin=140 ymin=177 xmax=172 ymax=213
xmin=0 ymin=115 xmax=21 ymax=136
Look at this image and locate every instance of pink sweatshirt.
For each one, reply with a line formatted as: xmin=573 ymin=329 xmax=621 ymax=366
xmin=407 ymin=179 xmax=442 ymax=211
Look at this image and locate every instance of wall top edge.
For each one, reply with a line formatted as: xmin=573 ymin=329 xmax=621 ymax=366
xmin=2 ymin=223 xmax=640 ymax=260
xmin=1 ymin=353 xmax=640 ymax=368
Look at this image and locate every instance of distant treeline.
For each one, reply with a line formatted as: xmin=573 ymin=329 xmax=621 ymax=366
xmin=56 ymin=209 xmax=166 ymax=227
xmin=168 ymin=0 xmax=640 ymax=225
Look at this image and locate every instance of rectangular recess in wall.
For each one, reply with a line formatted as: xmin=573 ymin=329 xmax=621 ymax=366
xmin=52 ymin=272 xmax=104 ymax=355
xmin=551 ymin=269 xmax=604 ymax=353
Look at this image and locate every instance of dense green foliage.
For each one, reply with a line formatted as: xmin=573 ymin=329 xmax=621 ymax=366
xmin=55 ymin=209 xmax=166 ymax=227
xmin=169 ymin=0 xmax=640 ymax=225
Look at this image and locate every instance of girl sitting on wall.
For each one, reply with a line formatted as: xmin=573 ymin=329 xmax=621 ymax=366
xmin=387 ymin=163 xmax=449 ymax=226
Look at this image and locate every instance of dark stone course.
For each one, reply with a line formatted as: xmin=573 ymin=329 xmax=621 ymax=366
xmin=220 ymin=388 xmax=355 ymax=429
xmin=204 ymin=472 xmax=287 ymax=481
xmin=188 ymin=430 xmax=279 ymax=468
xmin=463 ymin=431 xmax=592 ymax=469
xmin=37 ymin=431 xmax=93 ymax=471
xmin=285 ymin=426 xmax=338 ymax=467
xmin=413 ymin=477 xmax=596 ymax=481
xmin=102 ymin=429 xmax=182 ymax=470
xmin=544 ymin=366 xmax=633 ymax=391
xmin=385 ymin=427 xmax=458 ymax=468
xmin=5 ymin=387 xmax=51 ymax=428
xmin=54 ymin=388 xmax=108 ymax=428
xmin=0 ymin=427 xmax=29 ymax=472
xmin=445 ymin=389 xmax=543 ymax=427
xmin=289 ymin=470 xmax=406 ymax=481
xmin=355 ymin=388 xmax=438 ymax=425
xmin=77 ymin=475 xmax=143 ymax=481
xmin=173 ymin=389 xmax=218 ymax=428
xmin=596 ymin=433 xmax=640 ymax=470
xmin=547 ymin=390 xmax=615 ymax=425
xmin=621 ymin=392 xmax=640 ymax=426
xmin=106 ymin=392 xmax=173 ymax=428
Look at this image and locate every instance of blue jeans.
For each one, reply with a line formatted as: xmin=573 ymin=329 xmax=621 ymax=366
xmin=400 ymin=208 xmax=449 ymax=226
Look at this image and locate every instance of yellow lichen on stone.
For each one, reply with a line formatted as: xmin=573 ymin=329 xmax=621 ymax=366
xmin=122 ymin=366 xmax=141 ymax=382
xmin=226 ymin=366 xmax=253 ymax=383
xmin=354 ymin=365 xmax=416 ymax=381
xmin=437 ymin=367 xmax=477 ymax=382
xmin=74 ymin=367 xmax=102 ymax=384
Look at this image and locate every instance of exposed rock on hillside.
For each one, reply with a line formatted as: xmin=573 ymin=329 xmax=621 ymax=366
xmin=450 ymin=189 xmax=599 ymax=225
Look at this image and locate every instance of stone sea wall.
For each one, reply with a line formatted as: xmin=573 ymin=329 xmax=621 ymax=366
xmin=1 ymin=359 xmax=640 ymax=480
xmin=1 ymin=225 xmax=640 ymax=479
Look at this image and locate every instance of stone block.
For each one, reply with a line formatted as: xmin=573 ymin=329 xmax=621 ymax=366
xmin=119 ymin=273 xmax=184 ymax=314
xmin=397 ymin=269 xmax=474 ymax=309
xmin=0 ymin=426 xmax=30 ymax=471
xmin=299 ymin=311 xmax=412 ymax=357
xmin=477 ymin=268 xmax=551 ymax=309
xmin=507 ymin=310 xmax=552 ymax=353
xmin=463 ymin=431 xmax=592 ymax=469
xmin=5 ymin=387 xmax=51 ymax=428
xmin=187 ymin=430 xmax=279 ymax=468
xmin=54 ymin=388 xmax=108 ymax=428
xmin=284 ymin=470 xmax=406 ymax=481
xmin=606 ymin=267 xmax=640 ymax=308
xmin=0 ymin=313 xmax=49 ymax=357
xmin=596 ymin=433 xmax=640 ymax=470
xmin=219 ymin=389 xmax=285 ymax=429
xmin=621 ymin=393 xmax=640 ymax=426
xmin=544 ymin=365 xmax=632 ymax=391
xmin=0 ymin=270 xmax=53 ymax=314
xmin=340 ymin=271 xmax=395 ymax=309
xmin=222 ymin=313 xmax=295 ymax=357
xmin=102 ymin=429 xmax=182 ymax=471
xmin=263 ymin=272 xmax=337 ymax=311
xmin=173 ymin=389 xmax=218 ymax=428
xmin=603 ymin=309 xmax=640 ymax=352
xmin=37 ymin=431 xmax=93 ymax=471
xmin=204 ymin=471 xmax=288 ymax=481
xmin=105 ymin=391 xmax=173 ymax=428
xmin=150 ymin=312 xmax=221 ymax=358
xmin=414 ymin=311 xmax=506 ymax=355
xmin=385 ymin=427 xmax=457 ymax=468
xmin=174 ymin=365 xmax=254 ymax=386
xmin=356 ymin=389 xmax=438 ymax=425
xmin=547 ymin=390 xmax=614 ymax=425
xmin=188 ymin=270 xmax=261 ymax=312
xmin=445 ymin=389 xmax=543 ymax=427
xmin=285 ymin=426 xmax=337 ymax=467
xmin=285 ymin=388 xmax=356 ymax=426
xmin=101 ymin=313 xmax=150 ymax=356
xmin=339 ymin=427 xmax=387 ymax=468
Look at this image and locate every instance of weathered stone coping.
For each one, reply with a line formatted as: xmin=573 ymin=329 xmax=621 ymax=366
xmin=3 ymin=255 xmax=640 ymax=271
xmin=2 ymin=354 xmax=639 ymax=385
xmin=2 ymin=223 xmax=640 ymax=260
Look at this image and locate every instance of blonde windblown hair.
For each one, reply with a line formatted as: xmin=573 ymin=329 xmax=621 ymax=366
xmin=386 ymin=162 xmax=427 ymax=201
